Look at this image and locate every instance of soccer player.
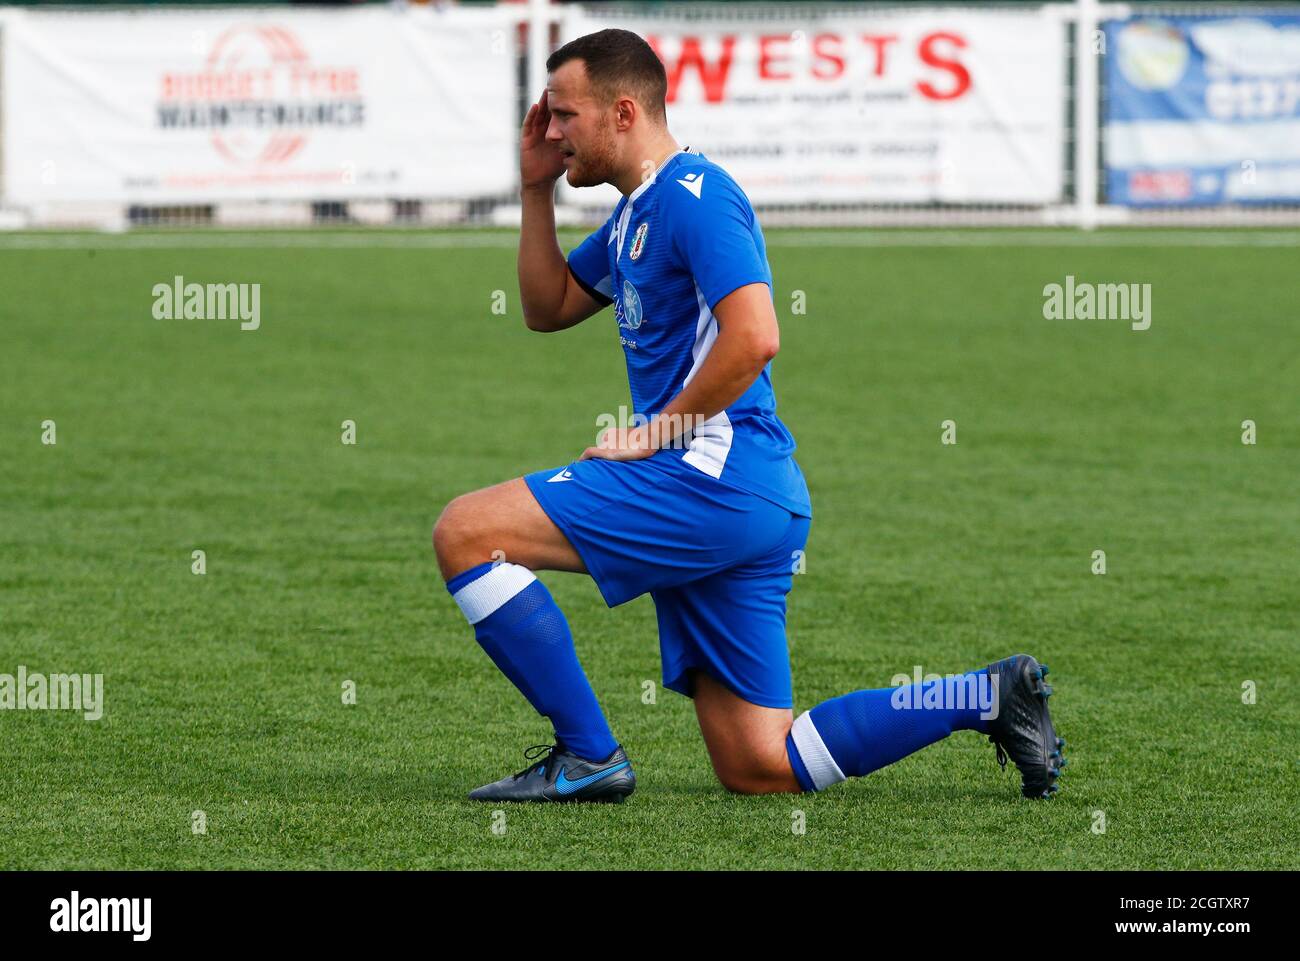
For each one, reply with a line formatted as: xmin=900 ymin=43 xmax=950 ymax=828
xmin=433 ymin=29 xmax=1064 ymax=802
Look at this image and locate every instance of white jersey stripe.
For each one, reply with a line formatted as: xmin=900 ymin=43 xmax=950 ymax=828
xmin=681 ymin=281 xmax=734 ymax=479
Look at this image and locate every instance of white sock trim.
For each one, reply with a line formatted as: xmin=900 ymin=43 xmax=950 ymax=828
xmin=790 ymin=710 xmax=846 ymax=791
xmin=451 ymin=562 xmax=537 ymax=625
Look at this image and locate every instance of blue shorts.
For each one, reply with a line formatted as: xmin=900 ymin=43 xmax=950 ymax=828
xmin=524 ymin=451 xmax=810 ymax=710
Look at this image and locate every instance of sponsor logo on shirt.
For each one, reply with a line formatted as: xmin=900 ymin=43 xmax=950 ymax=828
xmin=629 ymin=222 xmax=649 ymax=261
xmin=618 ymin=279 xmax=644 ymax=331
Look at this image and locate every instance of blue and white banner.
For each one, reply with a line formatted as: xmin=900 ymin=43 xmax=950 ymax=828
xmin=1104 ymin=15 xmax=1300 ymax=206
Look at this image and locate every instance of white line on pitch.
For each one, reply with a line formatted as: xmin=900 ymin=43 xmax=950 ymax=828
xmin=0 ymin=229 xmax=1298 ymax=250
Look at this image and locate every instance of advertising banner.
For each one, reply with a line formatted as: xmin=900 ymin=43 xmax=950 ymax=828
xmin=559 ymin=7 xmax=1066 ymax=206
xmin=1105 ymin=15 xmax=1300 ymax=205
xmin=1 ymin=7 xmax=516 ymax=204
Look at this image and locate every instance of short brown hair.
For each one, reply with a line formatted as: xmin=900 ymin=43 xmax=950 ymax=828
xmin=546 ymin=29 xmax=668 ymax=125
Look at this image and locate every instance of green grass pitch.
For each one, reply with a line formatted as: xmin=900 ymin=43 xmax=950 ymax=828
xmin=1 ymin=228 xmax=1296 ymax=870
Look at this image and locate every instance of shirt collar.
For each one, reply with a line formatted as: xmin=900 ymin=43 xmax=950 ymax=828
xmin=627 ymin=144 xmax=693 ymax=204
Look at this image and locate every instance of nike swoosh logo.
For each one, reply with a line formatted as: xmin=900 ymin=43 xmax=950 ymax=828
xmin=554 ymin=761 xmax=630 ymax=795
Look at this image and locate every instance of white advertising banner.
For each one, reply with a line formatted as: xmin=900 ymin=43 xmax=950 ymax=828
xmin=559 ymin=6 xmax=1066 ymax=206
xmin=1 ymin=6 xmax=515 ymax=204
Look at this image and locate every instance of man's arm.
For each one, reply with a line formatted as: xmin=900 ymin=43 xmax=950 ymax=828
xmin=580 ymin=282 xmax=778 ymax=460
xmin=516 ymin=90 xmax=605 ymax=333
xmin=518 ymin=184 xmax=605 ymax=333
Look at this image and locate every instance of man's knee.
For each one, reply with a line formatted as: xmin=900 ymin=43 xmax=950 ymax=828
xmin=432 ymin=477 xmax=580 ymax=580
xmin=433 ymin=494 xmax=484 ymax=577
xmin=710 ymin=752 xmax=799 ymax=795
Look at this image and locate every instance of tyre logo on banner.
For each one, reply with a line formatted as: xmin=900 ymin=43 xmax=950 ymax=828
xmin=158 ymin=25 xmax=364 ymax=167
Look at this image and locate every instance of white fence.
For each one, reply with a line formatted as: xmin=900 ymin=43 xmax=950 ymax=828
xmin=1 ymin=0 xmax=1298 ymax=229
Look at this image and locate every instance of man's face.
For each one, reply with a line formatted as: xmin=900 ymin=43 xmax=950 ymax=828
xmin=545 ymin=60 xmax=619 ymax=188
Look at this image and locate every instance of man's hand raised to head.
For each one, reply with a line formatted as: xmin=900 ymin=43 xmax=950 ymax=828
xmin=521 ymin=89 xmax=566 ymax=191
xmin=516 ymin=87 xmax=604 ymax=334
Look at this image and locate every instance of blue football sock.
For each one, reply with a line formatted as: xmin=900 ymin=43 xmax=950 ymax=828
xmin=447 ymin=562 xmax=618 ymax=763
xmin=786 ymin=669 xmax=995 ymax=792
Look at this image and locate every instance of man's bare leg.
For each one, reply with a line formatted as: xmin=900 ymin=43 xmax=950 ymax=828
xmin=433 ymin=477 xmax=584 ymax=579
xmin=434 ymin=477 xmax=626 ymax=772
xmin=689 ymin=670 xmax=802 ymax=794
xmin=435 ymin=483 xmax=806 ymax=796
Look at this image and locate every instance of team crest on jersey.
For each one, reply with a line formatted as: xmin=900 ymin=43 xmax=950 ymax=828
xmin=629 ymin=222 xmax=649 ymax=261
xmin=618 ymin=279 xmax=643 ymax=330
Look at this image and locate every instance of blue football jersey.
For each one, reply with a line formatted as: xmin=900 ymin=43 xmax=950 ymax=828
xmin=566 ymin=146 xmax=811 ymax=518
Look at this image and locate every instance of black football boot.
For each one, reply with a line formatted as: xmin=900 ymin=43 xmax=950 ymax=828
xmin=985 ymin=654 xmax=1066 ymax=799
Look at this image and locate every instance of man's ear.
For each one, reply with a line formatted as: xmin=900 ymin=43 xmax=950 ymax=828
xmin=615 ymin=96 xmax=637 ymax=132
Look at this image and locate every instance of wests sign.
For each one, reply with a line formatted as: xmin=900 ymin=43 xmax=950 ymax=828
xmin=652 ymin=30 xmax=973 ymax=102
xmin=560 ymin=9 xmax=1065 ymax=206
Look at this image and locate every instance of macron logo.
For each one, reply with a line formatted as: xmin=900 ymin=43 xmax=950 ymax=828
xmin=547 ymin=468 xmax=574 ymax=483
xmin=676 ymin=172 xmax=704 ymax=199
